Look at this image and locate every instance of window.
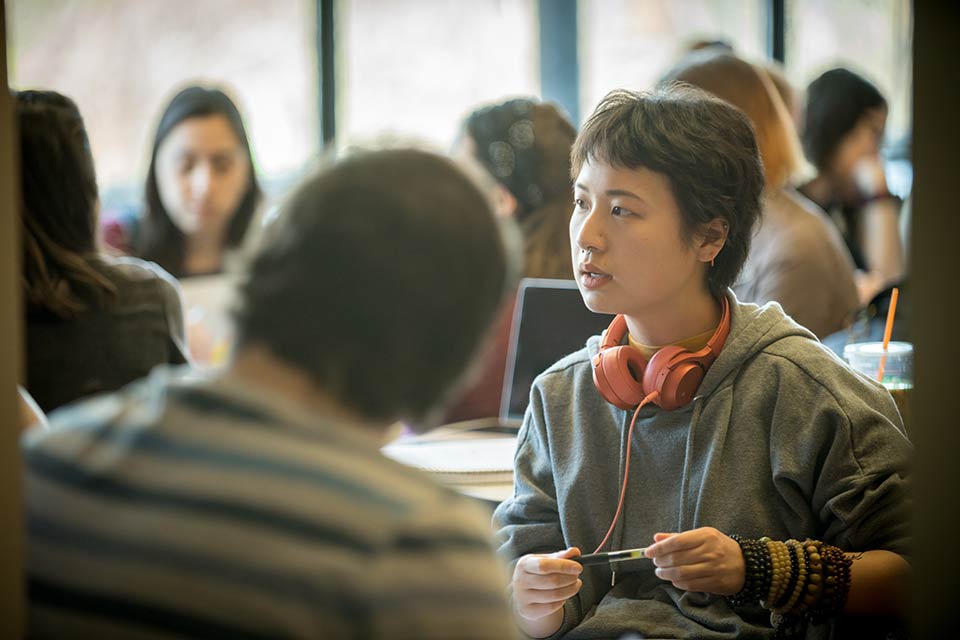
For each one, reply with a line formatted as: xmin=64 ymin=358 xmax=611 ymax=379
xmin=7 ymin=0 xmax=318 ymax=213
xmin=785 ymin=0 xmax=912 ymax=145
xmin=7 ymin=1 xmax=914 ymax=200
xmin=578 ymin=0 xmax=768 ymax=124
xmin=335 ymin=0 xmax=539 ymax=151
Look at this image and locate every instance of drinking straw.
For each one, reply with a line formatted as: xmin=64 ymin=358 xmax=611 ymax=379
xmin=876 ymin=287 xmax=900 ymax=382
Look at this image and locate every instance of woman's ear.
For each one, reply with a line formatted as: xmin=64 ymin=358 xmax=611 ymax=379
xmin=697 ymin=218 xmax=729 ymax=264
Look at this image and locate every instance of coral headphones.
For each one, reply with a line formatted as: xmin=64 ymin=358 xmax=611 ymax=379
xmin=592 ymin=296 xmax=731 ymax=411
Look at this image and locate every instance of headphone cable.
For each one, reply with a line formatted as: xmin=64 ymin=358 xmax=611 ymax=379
xmin=592 ymin=390 xmax=659 ymax=555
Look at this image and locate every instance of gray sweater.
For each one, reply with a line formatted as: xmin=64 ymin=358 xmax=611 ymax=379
xmin=493 ymin=292 xmax=910 ymax=639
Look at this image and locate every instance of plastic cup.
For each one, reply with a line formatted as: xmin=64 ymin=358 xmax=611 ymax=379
xmin=843 ymin=341 xmax=913 ymax=423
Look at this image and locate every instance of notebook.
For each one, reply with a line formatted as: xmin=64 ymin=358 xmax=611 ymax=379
xmin=499 ymin=278 xmax=614 ymax=425
xmin=381 ymin=436 xmax=517 ymax=485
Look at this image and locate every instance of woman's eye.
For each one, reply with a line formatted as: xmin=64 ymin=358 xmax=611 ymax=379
xmin=574 ymin=198 xmax=586 ymax=210
xmin=612 ymin=206 xmax=624 ymax=216
xmin=212 ymin=157 xmax=234 ymax=174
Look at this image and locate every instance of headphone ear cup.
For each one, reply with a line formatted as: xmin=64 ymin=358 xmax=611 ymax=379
xmin=592 ymin=345 xmax=647 ymax=410
xmin=643 ymin=346 xmax=705 ymax=411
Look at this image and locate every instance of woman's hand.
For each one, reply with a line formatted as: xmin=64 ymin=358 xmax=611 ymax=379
xmin=853 ymin=154 xmax=889 ymax=200
xmin=512 ymin=547 xmax=583 ymax=636
xmin=644 ymin=527 xmax=745 ymax=595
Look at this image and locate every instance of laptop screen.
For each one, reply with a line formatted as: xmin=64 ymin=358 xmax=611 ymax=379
xmin=500 ymin=278 xmax=614 ymax=424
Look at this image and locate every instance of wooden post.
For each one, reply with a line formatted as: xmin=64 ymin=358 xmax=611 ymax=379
xmin=0 ymin=0 xmax=26 ymax=635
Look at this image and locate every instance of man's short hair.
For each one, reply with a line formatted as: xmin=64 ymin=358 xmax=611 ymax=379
xmin=234 ymin=148 xmax=510 ymax=425
xmin=571 ymin=87 xmax=764 ymax=299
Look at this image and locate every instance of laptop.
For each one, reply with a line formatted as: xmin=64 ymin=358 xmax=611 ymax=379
xmin=498 ymin=278 xmax=614 ymax=426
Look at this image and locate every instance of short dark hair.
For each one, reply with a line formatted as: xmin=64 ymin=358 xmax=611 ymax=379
xmin=140 ymin=85 xmax=263 ymax=277
xmin=571 ymin=87 xmax=764 ymax=298
xmin=234 ymin=149 xmax=511 ymax=425
xmin=16 ymin=89 xmax=117 ymax=317
xmin=801 ymin=68 xmax=887 ymax=172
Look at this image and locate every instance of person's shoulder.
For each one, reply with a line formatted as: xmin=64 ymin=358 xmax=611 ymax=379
xmin=727 ymin=299 xmax=837 ymax=381
xmin=761 ymin=333 xmax=845 ymax=371
xmin=370 ymin=453 xmax=499 ymax=546
xmin=766 ymin=189 xmax=839 ymax=247
xmin=752 ymin=332 xmax=895 ymax=408
xmin=103 ymin=256 xmax=177 ymax=282
xmin=21 ymin=368 xmax=176 ymax=461
xmin=521 ymin=342 xmax=596 ymax=409
xmin=538 ymin=339 xmax=597 ymax=381
xmin=97 ymin=256 xmax=183 ymax=312
xmin=361 ymin=462 xmax=512 ymax=630
xmin=99 ymin=255 xmax=178 ymax=286
xmin=375 ymin=451 xmax=482 ymax=510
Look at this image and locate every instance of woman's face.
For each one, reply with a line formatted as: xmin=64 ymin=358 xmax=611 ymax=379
xmin=570 ymin=160 xmax=708 ymax=322
xmin=155 ymin=114 xmax=251 ymax=237
xmin=828 ymin=106 xmax=887 ymax=193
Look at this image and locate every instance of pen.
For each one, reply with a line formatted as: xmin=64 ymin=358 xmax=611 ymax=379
xmin=574 ymin=547 xmax=648 ymax=566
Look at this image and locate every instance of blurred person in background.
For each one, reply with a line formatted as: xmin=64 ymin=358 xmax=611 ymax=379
xmin=662 ymin=50 xmax=860 ymax=339
xmin=457 ymin=97 xmax=577 ymax=281
xmin=443 ymin=97 xmax=576 ymax=423
xmin=17 ymin=89 xmax=187 ymax=413
xmin=23 ymin=148 xmax=518 ymax=639
xmin=799 ymin=68 xmax=905 ymax=308
xmin=106 ymin=85 xmax=263 ymax=279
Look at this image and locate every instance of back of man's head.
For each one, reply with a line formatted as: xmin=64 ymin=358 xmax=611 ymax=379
xmin=235 ymin=148 xmax=511 ymax=427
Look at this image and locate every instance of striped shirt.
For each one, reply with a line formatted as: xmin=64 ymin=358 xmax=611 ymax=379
xmin=24 ymin=367 xmax=515 ymax=639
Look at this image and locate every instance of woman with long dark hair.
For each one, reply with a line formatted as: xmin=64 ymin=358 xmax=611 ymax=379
xmin=18 ymin=90 xmax=187 ymax=412
xmin=137 ymin=85 xmax=262 ymax=277
xmin=799 ymin=68 xmax=904 ymax=307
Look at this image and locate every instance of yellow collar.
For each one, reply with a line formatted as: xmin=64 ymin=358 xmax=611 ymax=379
xmin=627 ymin=326 xmax=716 ymax=361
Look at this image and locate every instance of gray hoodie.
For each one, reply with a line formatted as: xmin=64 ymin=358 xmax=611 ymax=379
xmin=493 ymin=293 xmax=910 ymax=639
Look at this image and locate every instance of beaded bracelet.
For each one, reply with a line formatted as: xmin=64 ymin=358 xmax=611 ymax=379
xmin=728 ymin=534 xmax=853 ymax=632
xmin=808 ymin=545 xmax=852 ymax=624
xmin=757 ymin=536 xmax=773 ymax=603
xmin=763 ymin=539 xmax=792 ymax=607
xmin=800 ymin=540 xmax=824 ymax=612
xmin=774 ymin=540 xmax=808 ymax=615
xmin=772 ymin=538 xmax=800 ymax=610
xmin=727 ymin=535 xmax=772 ymax=606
